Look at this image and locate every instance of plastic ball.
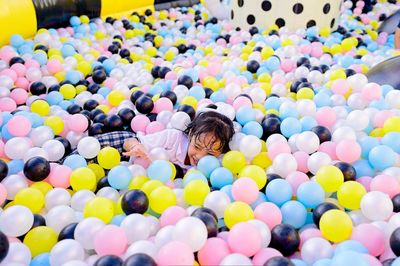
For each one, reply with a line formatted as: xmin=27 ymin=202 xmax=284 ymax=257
xmin=222 ymin=150 xmax=247 ymax=174
xmin=191 ymin=211 xmax=218 ymax=238
xmin=97 ymin=147 xmax=120 ymax=169
xmin=315 ymin=165 xmax=344 ymax=193
xmin=23 ymin=156 xmax=50 ymax=182
xmin=361 ymin=191 xmax=393 ymax=221
xmin=337 ymin=181 xmax=366 ymax=210
xmin=0 ymin=231 xmax=8 ymax=263
xmin=94 ymin=224 xmax=128 ymax=256
xmin=14 ymin=187 xmax=45 ymax=213
xmin=224 ymin=201 xmax=254 ymax=229
xmin=149 ymin=186 xmax=176 ymax=214
xmin=31 ymin=99 xmax=50 ymax=116
xmin=0 ymin=205 xmax=33 ymax=237
xmin=84 ymin=197 xmax=114 ymax=223
xmin=77 ymin=136 xmax=101 ymax=159
xmin=228 ymin=222 xmax=262 ymax=257
xmin=49 ymin=239 xmax=85 ymax=266
xmin=320 ymin=210 xmax=353 ymax=243
xmin=70 ymin=167 xmax=96 ymax=191
xmin=265 ymin=179 xmax=293 ymax=206
xmin=121 ymin=190 xmax=149 ymax=215
xmin=184 ymin=179 xmax=210 ymax=206
xmin=156 ymin=241 xmax=194 ymax=266
xmin=147 ymin=160 xmax=173 ymax=183
xmin=172 ymin=216 xmax=207 ymax=252
xmin=58 ymin=222 xmax=78 ymax=241
xmin=23 ymin=226 xmax=58 ymax=257
xmin=124 ymin=253 xmax=156 ymax=266
xmin=269 ymin=224 xmax=300 ymax=256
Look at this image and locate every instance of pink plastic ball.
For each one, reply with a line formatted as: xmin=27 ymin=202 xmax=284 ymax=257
xmin=9 ymin=88 xmax=28 ymax=105
xmin=336 ymin=139 xmax=361 ymax=163
xmin=318 ymin=142 xmax=338 ymax=160
xmin=351 ymin=224 xmax=385 ymax=256
xmin=0 ymin=98 xmax=17 ymax=112
xmin=15 ymin=77 xmax=29 ymax=89
xmin=7 ymin=115 xmax=31 ymax=137
xmin=10 ymin=63 xmax=26 ymax=77
xmin=232 ymin=97 xmax=252 ymax=111
xmin=153 ymin=98 xmax=173 ymax=113
xmin=47 ymin=59 xmax=63 ymax=74
xmin=316 ymin=107 xmax=336 ymax=127
xmin=299 ymin=228 xmax=323 ymax=248
xmin=254 ymin=202 xmax=282 ymax=229
xmin=331 ymin=79 xmax=350 ymax=95
xmin=370 ymin=174 xmax=400 ymax=198
xmin=268 ymin=141 xmax=291 ymax=160
xmin=293 ymin=151 xmax=310 ymax=173
xmin=232 ymin=177 xmax=259 ymax=204
xmin=361 ymin=83 xmax=381 ymax=101
xmin=198 ymin=238 xmax=231 ymax=266
xmin=252 ymin=248 xmax=283 ymax=265
xmin=157 ymin=241 xmax=195 ymax=266
xmin=228 ymin=222 xmax=262 ymax=257
xmin=131 ymin=115 xmax=150 ymax=133
xmin=146 ymin=121 xmax=165 ymax=134
xmin=160 ymin=206 xmax=187 ymax=227
xmin=357 ymin=176 xmax=372 ymax=192
xmin=1 ymin=69 xmax=17 ymax=82
xmin=281 ymin=59 xmax=295 ymax=73
xmin=286 ymin=171 xmax=309 ymax=196
xmin=94 ymin=225 xmax=128 ymax=256
xmin=48 ymin=165 xmax=72 ymax=188
xmin=67 ymin=114 xmax=88 ymax=133
xmin=373 ymin=110 xmax=394 ymax=128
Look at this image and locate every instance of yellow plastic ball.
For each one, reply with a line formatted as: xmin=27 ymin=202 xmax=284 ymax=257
xmin=44 ymin=116 xmax=64 ymax=135
xmin=164 ymin=50 xmax=175 ymax=61
xmin=107 ymin=90 xmax=125 ymax=107
xmin=320 ymin=27 xmax=331 ymax=37
xmin=258 ymin=73 xmax=271 ymax=83
xmin=60 ymin=84 xmax=76 ymax=100
xmin=129 ymin=175 xmax=150 ymax=190
xmin=337 ymin=181 xmax=367 ymax=210
xmin=239 ymin=165 xmax=267 ymax=190
xmin=84 ymin=197 xmax=114 ymax=223
xmin=80 ymin=15 xmax=90 ymax=24
xmin=31 ymin=100 xmax=50 ymax=116
xmin=222 ymin=151 xmax=247 ymax=174
xmin=97 ymin=147 xmax=120 ymax=169
xmin=30 ymin=181 xmax=52 ymax=195
xmin=70 ymin=167 xmax=96 ymax=191
xmin=320 ymin=210 xmax=353 ymax=243
xmin=341 ymin=38 xmax=354 ymax=52
xmin=261 ymin=46 xmax=274 ymax=59
xmin=384 ymin=117 xmax=400 ymax=133
xmin=224 ymin=201 xmax=254 ymax=229
xmin=330 ymin=69 xmax=347 ymax=81
xmin=77 ymin=61 xmax=92 ymax=76
xmin=149 ymin=186 xmax=176 ymax=214
xmin=202 ymin=76 xmax=219 ymax=91
xmin=180 ymin=96 xmax=198 ymax=109
xmin=154 ymin=36 xmax=163 ymax=47
xmin=23 ymin=226 xmax=58 ymax=257
xmin=96 ymin=104 xmax=110 ymax=114
xmin=14 ymin=188 xmax=45 ymax=213
xmin=87 ymin=163 xmax=105 ymax=181
xmin=297 ymin=87 xmax=314 ymax=100
xmin=316 ymin=165 xmax=344 ymax=193
xmin=184 ymin=180 xmax=210 ymax=206
xmin=146 ymin=47 xmax=157 ymax=57
xmin=251 ymin=152 xmax=272 ymax=169
xmin=141 ymin=180 xmax=164 ymax=197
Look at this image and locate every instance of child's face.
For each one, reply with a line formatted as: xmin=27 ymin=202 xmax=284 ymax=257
xmin=187 ymin=133 xmax=222 ymax=165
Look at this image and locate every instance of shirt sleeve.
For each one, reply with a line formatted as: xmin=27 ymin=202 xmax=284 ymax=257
xmin=136 ymin=129 xmax=183 ymax=152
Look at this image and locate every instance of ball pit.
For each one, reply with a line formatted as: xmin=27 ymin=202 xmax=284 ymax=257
xmin=0 ymin=0 xmax=399 ymax=265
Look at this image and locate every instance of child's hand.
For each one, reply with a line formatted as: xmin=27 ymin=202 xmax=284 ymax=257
xmin=122 ymin=142 xmax=151 ymax=161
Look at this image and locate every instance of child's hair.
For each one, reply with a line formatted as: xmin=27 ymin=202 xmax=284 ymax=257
xmin=184 ymin=111 xmax=235 ymax=153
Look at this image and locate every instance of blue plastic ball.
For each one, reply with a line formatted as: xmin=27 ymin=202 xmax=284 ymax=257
xmin=220 ymin=184 xmax=234 ymax=201
xmin=296 ymin=181 xmax=325 ymax=208
xmin=147 ymin=160 xmax=173 ymax=183
xmin=331 ymin=251 xmax=369 ymax=266
xmin=30 ymin=252 xmax=50 ymax=266
xmin=358 ymin=136 xmax=380 ymax=159
xmin=381 ymin=132 xmax=400 ymax=153
xmin=242 ymin=121 xmax=263 ymax=138
xmin=265 ymin=179 xmax=293 ymax=206
xmin=10 ymin=34 xmax=24 ymax=48
xmin=7 ymin=159 xmax=24 ymax=175
xmin=368 ymin=145 xmax=396 ymax=170
xmin=280 ymin=117 xmax=302 ymax=138
xmin=210 ymin=167 xmax=234 ymax=189
xmin=197 ymin=155 xmax=220 ymax=178
xmin=235 ymin=106 xmax=256 ymax=125
xmin=63 ymin=154 xmax=87 ymax=169
xmin=108 ymin=165 xmax=132 ymax=189
xmin=280 ymin=200 xmax=307 ymax=229
xmin=183 ymin=171 xmax=207 ymax=187
xmin=334 ymin=240 xmax=368 ymax=255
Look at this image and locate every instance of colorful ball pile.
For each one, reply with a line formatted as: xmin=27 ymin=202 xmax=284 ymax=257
xmin=0 ymin=0 xmax=399 ymax=265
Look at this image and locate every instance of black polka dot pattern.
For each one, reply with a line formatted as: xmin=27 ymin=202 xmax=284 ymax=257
xmin=331 ymin=18 xmax=336 ymax=28
xmin=306 ymin=20 xmax=316 ymax=28
xmin=262 ymin=1 xmax=272 ymax=12
xmin=275 ymin=18 xmax=285 ymax=28
xmin=238 ymin=0 xmax=244 ymax=7
xmin=231 ymin=10 xmax=234 ymax=19
xmin=292 ymin=3 xmax=303 ymax=14
xmin=323 ymin=3 xmax=331 ymax=14
xmin=247 ymin=15 xmax=256 ymax=25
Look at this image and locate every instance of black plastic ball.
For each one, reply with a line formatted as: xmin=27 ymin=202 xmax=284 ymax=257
xmin=123 ymin=253 xmax=156 ymax=266
xmin=204 ymin=88 xmax=213 ymax=98
xmin=88 ymin=83 xmax=101 ymax=94
xmin=58 ymin=223 xmax=78 ymax=241
xmin=151 ymin=66 xmax=161 ymax=78
xmin=121 ymin=190 xmax=149 ymax=215
xmin=297 ymin=57 xmax=311 ymax=67
xmin=393 ymin=193 xmax=400 ymax=213
xmin=29 ymin=81 xmax=47 ymax=95
xmin=95 ymin=255 xmax=123 ymax=266
xmin=55 ymin=137 xmax=72 ymax=156
xmin=192 ymin=207 xmax=218 ymax=221
xmin=334 ymin=162 xmax=356 ymax=181
xmin=9 ymin=57 xmax=25 ymax=66
xmin=261 ymin=116 xmax=282 ymax=140
xmin=147 ymin=113 xmax=157 ymax=122
xmin=391 ymin=227 xmax=400 ymax=256
xmin=177 ymin=104 xmax=195 ymax=120
xmin=108 ymin=44 xmax=119 ymax=54
xmin=267 ymin=173 xmax=283 ymax=183
xmin=89 ymin=123 xmax=105 ymax=136
xmin=96 ymin=176 xmax=110 ymax=192
xmin=0 ymin=231 xmax=9 ymax=263
xmin=191 ymin=212 xmax=218 ymax=238
xmin=118 ymin=108 xmax=135 ymax=126
xmin=67 ymin=104 xmax=82 ymax=115
xmin=247 ymin=60 xmax=260 ymax=73
xmin=23 ymin=157 xmax=51 ymax=182
xmin=80 ymin=110 xmax=91 ymax=120
xmin=32 ymin=214 xmax=46 ymax=228
xmin=48 ymin=84 xmax=60 ymax=92
xmin=92 ymin=70 xmax=107 ymax=84
xmin=104 ymin=115 xmax=124 ymax=132
xmin=269 ymin=224 xmax=300 ymax=256
xmin=174 ymin=164 xmax=184 ymax=179
xmin=83 ymin=99 xmax=99 ymax=111
xmin=90 ymin=109 xmax=104 ymax=120
xmin=135 ymin=95 xmax=154 ymax=114
xmin=313 ymin=202 xmax=339 ymax=227
xmin=119 ymin=48 xmax=130 ymax=58
xmin=93 ymin=113 xmax=107 ymax=124
xmin=160 ymin=90 xmax=177 ymax=105
xmin=311 ymin=126 xmax=332 ymax=143
xmin=264 ymin=256 xmax=294 ymax=266
xmin=0 ymin=160 xmax=8 ymax=182
xmin=290 ymin=81 xmax=302 ymax=93
xmin=382 ymin=259 xmax=395 ymax=266
xmin=345 ymin=69 xmax=356 ymax=77
xmin=178 ymin=75 xmax=194 ymax=88
xmin=158 ymin=67 xmax=171 ymax=79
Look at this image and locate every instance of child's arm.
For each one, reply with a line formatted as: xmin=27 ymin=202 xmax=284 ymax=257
xmin=122 ymin=137 xmax=150 ymax=159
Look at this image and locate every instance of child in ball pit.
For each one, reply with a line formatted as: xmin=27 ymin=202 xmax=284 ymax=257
xmin=73 ymin=111 xmax=235 ymax=170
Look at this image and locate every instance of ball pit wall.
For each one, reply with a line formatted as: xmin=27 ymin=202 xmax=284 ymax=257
xmin=0 ymin=0 xmax=199 ymax=46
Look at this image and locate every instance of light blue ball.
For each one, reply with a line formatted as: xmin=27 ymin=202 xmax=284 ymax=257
xmin=10 ymin=34 xmax=24 ymax=48
xmin=358 ymin=136 xmax=380 ymax=158
xmin=381 ymin=132 xmax=400 ymax=153
xmin=32 ymin=51 xmax=48 ymax=65
xmin=300 ymin=116 xmax=318 ymax=131
xmin=210 ymin=167 xmax=234 ymax=189
xmin=110 ymin=214 xmax=126 ymax=226
xmin=108 ymin=165 xmax=132 ymax=189
xmin=70 ymin=16 xmax=81 ymax=26
xmin=368 ymin=145 xmax=396 ymax=170
xmin=297 ymin=181 xmax=325 ymax=208
xmin=61 ymin=44 xmax=76 ymax=57
xmin=188 ymin=86 xmax=206 ymax=100
xmin=102 ymin=59 xmax=115 ymax=73
xmin=280 ymin=200 xmax=307 ymax=229
xmin=236 ymin=106 xmax=256 ymax=125
xmin=312 ymin=259 xmax=332 ymax=266
xmin=7 ymin=159 xmax=24 ymax=175
xmin=59 ymin=100 xmax=73 ymax=110
xmin=63 ymin=155 xmax=87 ymax=169
xmin=183 ymin=171 xmax=207 ymax=187
xmin=392 ymin=257 xmax=400 ymax=266
xmin=279 ymin=106 xmax=299 ymax=119
xmin=147 ymin=160 xmax=172 ymax=183
xmin=46 ymin=91 xmax=64 ymax=105
xmin=210 ymin=91 xmax=227 ymax=103
xmin=242 ymin=121 xmax=263 ymax=138
xmin=28 ymin=112 xmax=44 ymax=128
xmin=250 ymin=192 xmax=267 ymax=209
xmin=334 ymin=240 xmax=368 ymax=255
xmin=30 ymin=252 xmax=50 ymax=266
xmin=1 ymin=125 xmax=13 ymax=140
xmin=66 ymin=70 xmax=81 ymax=85
xmin=221 ymin=184 xmax=234 ymax=201
xmin=280 ymin=117 xmax=302 ymax=138
xmin=98 ymin=87 xmax=111 ymax=98
xmin=353 ymin=160 xmax=375 ymax=178
xmin=264 ymin=96 xmax=281 ymax=110
xmin=292 ymin=259 xmax=307 ymax=266
xmin=331 ymin=251 xmax=369 ymax=266
xmin=265 ymin=179 xmax=293 ymax=206
xmin=197 ymin=155 xmax=220 ymax=178
xmin=266 ymin=56 xmax=280 ymax=71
